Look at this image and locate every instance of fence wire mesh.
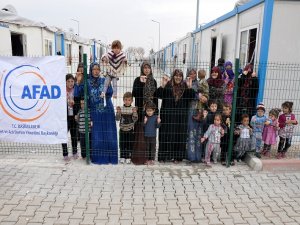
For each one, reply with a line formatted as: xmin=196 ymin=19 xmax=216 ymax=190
xmin=0 ymin=57 xmax=299 ymax=165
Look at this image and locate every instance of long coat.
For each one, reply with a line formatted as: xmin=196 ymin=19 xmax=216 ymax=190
xmin=156 ymin=83 xmax=195 ymax=161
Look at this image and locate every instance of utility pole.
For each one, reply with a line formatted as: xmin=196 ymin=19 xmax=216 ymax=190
xmin=196 ymin=0 xmax=200 ymax=30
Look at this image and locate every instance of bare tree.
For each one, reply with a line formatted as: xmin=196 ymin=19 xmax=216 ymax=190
xmin=136 ymin=47 xmax=145 ymax=59
xmin=125 ymin=46 xmax=145 ymax=60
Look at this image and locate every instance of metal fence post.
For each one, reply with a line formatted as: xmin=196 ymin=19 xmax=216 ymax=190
xmin=83 ymin=54 xmax=90 ymax=164
xmin=227 ymin=58 xmax=240 ymax=167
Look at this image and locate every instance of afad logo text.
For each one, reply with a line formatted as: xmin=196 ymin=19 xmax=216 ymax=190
xmin=0 ymin=65 xmax=61 ymax=122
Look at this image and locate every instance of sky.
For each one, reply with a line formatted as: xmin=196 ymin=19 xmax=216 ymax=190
xmin=0 ymin=0 xmax=238 ymax=53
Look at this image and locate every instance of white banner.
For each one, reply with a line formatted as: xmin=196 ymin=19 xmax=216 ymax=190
xmin=0 ymin=56 xmax=67 ymax=144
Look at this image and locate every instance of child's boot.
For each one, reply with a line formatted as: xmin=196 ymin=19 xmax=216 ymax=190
xmin=264 ymin=151 xmax=271 ymax=158
xmin=276 ymin=152 xmax=282 ymax=159
xmin=261 ymin=149 xmax=267 ymax=156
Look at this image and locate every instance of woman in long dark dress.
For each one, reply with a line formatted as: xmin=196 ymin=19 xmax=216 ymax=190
xmin=157 ymin=69 xmax=195 ymax=163
xmin=131 ymin=62 xmax=157 ymax=165
xmin=186 ymin=68 xmax=204 ymax=162
xmin=74 ymin=63 xmax=118 ymax=164
xmin=236 ymin=64 xmax=259 ymax=122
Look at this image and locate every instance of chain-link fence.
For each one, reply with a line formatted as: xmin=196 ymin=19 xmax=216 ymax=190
xmin=0 ymin=56 xmax=299 ymax=166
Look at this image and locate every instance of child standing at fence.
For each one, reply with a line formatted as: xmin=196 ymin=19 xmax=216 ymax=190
xmin=203 ymin=100 xmax=218 ymax=133
xmin=101 ymin=40 xmax=127 ymax=98
xmin=220 ymin=103 xmax=234 ymax=165
xmin=201 ymin=113 xmax=224 ymax=166
xmin=62 ymin=74 xmax=79 ymax=161
xmin=116 ymin=92 xmax=138 ymax=164
xmin=75 ymin=98 xmax=92 ymax=159
xmin=143 ymin=102 xmax=161 ymax=165
xmin=197 ymin=69 xmax=209 ymax=100
xmin=261 ymin=108 xmax=281 ymax=157
xmin=234 ymin=114 xmax=253 ymax=161
xmin=250 ymin=103 xmax=268 ymax=158
xmin=192 ymin=70 xmax=209 ymax=122
xmin=277 ymin=101 xmax=298 ymax=159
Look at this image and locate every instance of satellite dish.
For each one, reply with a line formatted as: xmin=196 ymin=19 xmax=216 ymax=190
xmin=2 ymin=4 xmax=18 ymax=14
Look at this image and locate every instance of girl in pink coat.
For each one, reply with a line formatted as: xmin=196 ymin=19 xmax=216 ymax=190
xmin=262 ymin=108 xmax=281 ymax=157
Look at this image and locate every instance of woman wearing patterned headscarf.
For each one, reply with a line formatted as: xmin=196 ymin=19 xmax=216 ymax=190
xmin=156 ymin=69 xmax=196 ymax=163
xmin=131 ymin=61 xmax=158 ymax=165
xmin=74 ymin=63 xmax=118 ymax=164
xmin=207 ymin=66 xmax=225 ymax=110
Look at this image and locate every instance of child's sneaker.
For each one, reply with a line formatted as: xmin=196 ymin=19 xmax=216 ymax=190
xmin=264 ymin=151 xmax=271 ymax=158
xmin=213 ymin=160 xmax=217 ymax=164
xmin=73 ymin=153 xmax=78 ymax=160
xmin=63 ymin=156 xmax=70 ymax=162
xmin=149 ymin=160 xmax=155 ymax=165
xmin=206 ymin=162 xmax=212 ymax=167
xmin=255 ymin=152 xmax=261 ymax=158
xmin=125 ymin=158 xmax=131 ymax=164
xmin=119 ymin=158 xmax=125 ymax=164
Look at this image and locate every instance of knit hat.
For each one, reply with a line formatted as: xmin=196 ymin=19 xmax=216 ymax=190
xmin=256 ymin=102 xmax=265 ymax=112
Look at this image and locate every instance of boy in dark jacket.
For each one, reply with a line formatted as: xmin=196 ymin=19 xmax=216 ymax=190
xmin=143 ymin=102 xmax=161 ymax=165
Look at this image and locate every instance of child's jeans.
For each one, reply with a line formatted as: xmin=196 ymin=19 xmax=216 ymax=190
xmin=145 ymin=136 xmax=156 ymax=161
xmin=253 ymin=132 xmax=263 ymax=153
xmin=62 ymin=115 xmax=78 ymax=156
xmin=205 ymin=141 xmax=221 ymax=163
xmin=278 ymin=136 xmax=292 ymax=153
xmin=119 ymin=130 xmax=134 ymax=159
xmin=79 ymin=132 xmax=92 ymax=158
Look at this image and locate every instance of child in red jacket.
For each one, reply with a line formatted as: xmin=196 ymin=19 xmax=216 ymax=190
xmin=277 ymin=101 xmax=298 ymax=159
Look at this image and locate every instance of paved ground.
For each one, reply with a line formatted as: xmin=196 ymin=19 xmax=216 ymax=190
xmin=1 ymin=155 xmax=300 ymax=225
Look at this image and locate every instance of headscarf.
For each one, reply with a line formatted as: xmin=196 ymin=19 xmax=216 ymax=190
xmin=207 ymin=66 xmax=224 ymax=88
xmin=224 ymin=61 xmax=235 ymax=80
xmin=141 ymin=61 xmax=156 ymax=107
xmin=171 ymin=69 xmax=186 ymax=102
xmin=89 ymin=63 xmax=101 ymax=88
xmin=89 ymin=62 xmax=99 ymax=77
xmin=243 ymin=64 xmax=253 ymax=77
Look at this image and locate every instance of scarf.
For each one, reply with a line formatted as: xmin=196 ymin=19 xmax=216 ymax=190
xmin=170 ymin=70 xmax=186 ymax=102
xmin=224 ymin=61 xmax=235 ymax=80
xmin=172 ymin=82 xmax=185 ymax=102
xmin=141 ymin=62 xmax=156 ymax=107
xmin=66 ymin=87 xmax=74 ymax=109
xmin=207 ymin=66 xmax=224 ymax=88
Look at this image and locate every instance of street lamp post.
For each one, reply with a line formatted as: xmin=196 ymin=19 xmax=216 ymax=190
xmin=71 ymin=19 xmax=80 ymax=36
xmin=151 ymin=20 xmax=160 ymax=51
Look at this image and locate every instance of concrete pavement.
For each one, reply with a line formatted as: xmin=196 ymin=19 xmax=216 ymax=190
xmin=1 ymin=155 xmax=300 ymax=225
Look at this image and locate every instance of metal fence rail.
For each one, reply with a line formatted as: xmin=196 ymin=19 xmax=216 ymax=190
xmin=0 ymin=56 xmax=299 ymax=165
